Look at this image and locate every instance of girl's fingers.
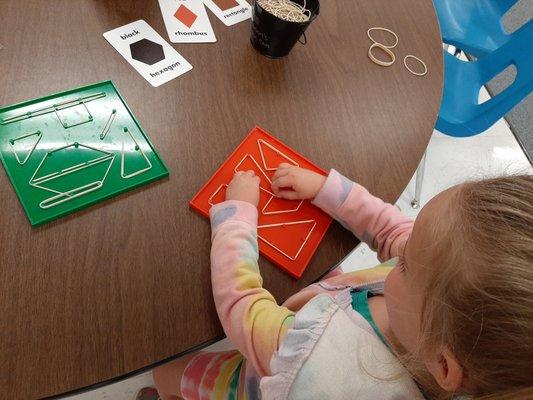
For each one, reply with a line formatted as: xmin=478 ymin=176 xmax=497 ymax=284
xmin=272 ymin=167 xmax=290 ymax=180
xmin=235 ymin=171 xmax=244 ymax=176
xmin=276 ymin=190 xmax=300 ymax=200
xmin=271 ymin=176 xmax=293 ymax=192
xmin=277 ymin=163 xmax=293 ymax=170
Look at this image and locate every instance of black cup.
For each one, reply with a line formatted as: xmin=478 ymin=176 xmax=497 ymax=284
xmin=250 ymin=0 xmax=320 ymax=58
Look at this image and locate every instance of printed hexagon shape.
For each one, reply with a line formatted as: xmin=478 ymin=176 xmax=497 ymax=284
xmin=130 ymin=39 xmax=165 ymax=65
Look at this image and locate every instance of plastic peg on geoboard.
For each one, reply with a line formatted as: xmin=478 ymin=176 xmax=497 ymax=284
xmin=257 ymin=139 xmax=299 ymax=171
xmin=258 ymin=220 xmax=317 ymax=261
xmin=9 ymin=130 xmax=42 ymax=165
xmin=120 ymin=127 xmax=153 ymax=179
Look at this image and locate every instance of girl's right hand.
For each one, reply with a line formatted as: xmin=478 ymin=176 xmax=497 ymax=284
xmin=271 ymin=164 xmax=326 ymax=200
xmin=226 ymin=170 xmax=260 ymax=207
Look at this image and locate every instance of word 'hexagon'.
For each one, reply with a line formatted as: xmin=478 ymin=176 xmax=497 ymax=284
xmin=130 ymin=39 xmax=165 ymax=65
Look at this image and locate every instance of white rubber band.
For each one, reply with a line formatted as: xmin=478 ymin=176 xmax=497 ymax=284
xmin=368 ymin=43 xmax=395 ymax=67
xmin=403 ymin=55 xmax=428 ymax=76
xmin=367 ymin=27 xmax=399 ymax=49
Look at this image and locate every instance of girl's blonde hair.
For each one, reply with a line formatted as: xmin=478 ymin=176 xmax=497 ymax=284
xmin=408 ymin=175 xmax=533 ymax=399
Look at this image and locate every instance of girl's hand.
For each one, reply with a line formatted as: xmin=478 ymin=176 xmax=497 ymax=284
xmin=271 ymin=164 xmax=326 ymax=200
xmin=226 ymin=171 xmax=260 ymax=207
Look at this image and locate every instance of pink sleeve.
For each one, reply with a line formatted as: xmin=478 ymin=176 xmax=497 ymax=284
xmin=209 ymin=200 xmax=295 ymax=377
xmin=312 ymin=169 xmax=413 ymax=261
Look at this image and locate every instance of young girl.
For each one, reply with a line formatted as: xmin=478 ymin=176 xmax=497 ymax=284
xmin=147 ymin=165 xmax=533 ymax=400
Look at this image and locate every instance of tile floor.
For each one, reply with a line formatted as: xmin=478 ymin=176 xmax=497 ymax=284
xmin=63 ymin=88 xmax=532 ymax=399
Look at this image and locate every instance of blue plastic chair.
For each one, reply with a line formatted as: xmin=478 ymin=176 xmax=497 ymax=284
xmin=436 ymin=21 xmax=533 ymax=137
xmin=410 ymin=9 xmax=532 ymax=207
xmin=433 ymin=0 xmax=519 ymax=57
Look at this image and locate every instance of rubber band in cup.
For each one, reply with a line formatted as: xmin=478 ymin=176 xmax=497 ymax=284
xmin=367 ymin=27 xmax=398 ymax=48
xmin=368 ymin=43 xmax=395 ymax=67
xmin=403 ymin=55 xmax=428 ymax=76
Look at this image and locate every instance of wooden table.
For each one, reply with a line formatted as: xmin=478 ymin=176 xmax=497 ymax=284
xmin=0 ymin=0 xmax=442 ymax=398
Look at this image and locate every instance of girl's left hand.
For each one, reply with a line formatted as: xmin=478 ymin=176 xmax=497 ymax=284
xmin=226 ymin=171 xmax=261 ymax=207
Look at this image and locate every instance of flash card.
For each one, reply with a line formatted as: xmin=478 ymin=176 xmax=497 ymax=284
xmin=159 ymin=0 xmax=216 ymax=43
xmin=103 ymin=20 xmax=192 ymax=87
xmin=203 ymin=0 xmax=251 ymax=26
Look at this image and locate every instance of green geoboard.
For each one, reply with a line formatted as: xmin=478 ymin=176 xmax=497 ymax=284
xmin=0 ymin=81 xmax=169 ymax=226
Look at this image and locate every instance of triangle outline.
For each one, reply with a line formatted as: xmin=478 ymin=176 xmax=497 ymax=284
xmin=208 ymin=184 xmax=228 ymax=206
xmin=234 ymin=153 xmax=272 ymax=184
xmin=257 ymin=139 xmax=299 ymax=171
xmin=258 ymin=219 xmax=316 ymax=260
xmin=10 ymin=130 xmax=42 ymax=165
xmin=121 ymin=128 xmax=153 ymax=179
xmin=261 ymin=195 xmax=303 ymax=215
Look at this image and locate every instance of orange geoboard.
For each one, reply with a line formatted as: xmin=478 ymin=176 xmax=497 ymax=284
xmin=190 ymin=126 xmax=332 ymax=278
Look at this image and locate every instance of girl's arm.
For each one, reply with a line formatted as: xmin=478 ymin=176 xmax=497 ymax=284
xmin=312 ymin=169 xmax=413 ymax=261
xmin=210 ymin=200 xmax=295 ymax=377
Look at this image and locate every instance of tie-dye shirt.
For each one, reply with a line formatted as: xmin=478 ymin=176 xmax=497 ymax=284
xmin=209 ymin=169 xmax=413 ymax=392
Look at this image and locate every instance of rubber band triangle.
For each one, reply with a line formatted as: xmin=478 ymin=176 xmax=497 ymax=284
xmin=234 ymin=153 xmax=272 ymax=186
xmin=262 ymin=195 xmax=303 ymax=215
xmin=257 ymin=139 xmax=299 ymax=171
xmin=258 ymin=220 xmax=317 ymax=260
xmin=9 ymin=130 xmax=42 ymax=165
xmin=121 ymin=128 xmax=153 ymax=179
xmin=208 ymin=184 xmax=227 ymax=206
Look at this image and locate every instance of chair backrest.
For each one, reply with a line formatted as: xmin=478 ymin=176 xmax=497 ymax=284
xmin=492 ymin=0 xmax=520 ymax=15
xmin=433 ymin=0 xmax=520 ymax=57
xmin=436 ymin=21 xmax=533 ymax=137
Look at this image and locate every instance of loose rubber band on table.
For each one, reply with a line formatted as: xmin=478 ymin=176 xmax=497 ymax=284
xmin=403 ymin=55 xmax=428 ymax=76
xmin=367 ymin=27 xmax=398 ymax=48
xmin=368 ymin=43 xmax=395 ymax=67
